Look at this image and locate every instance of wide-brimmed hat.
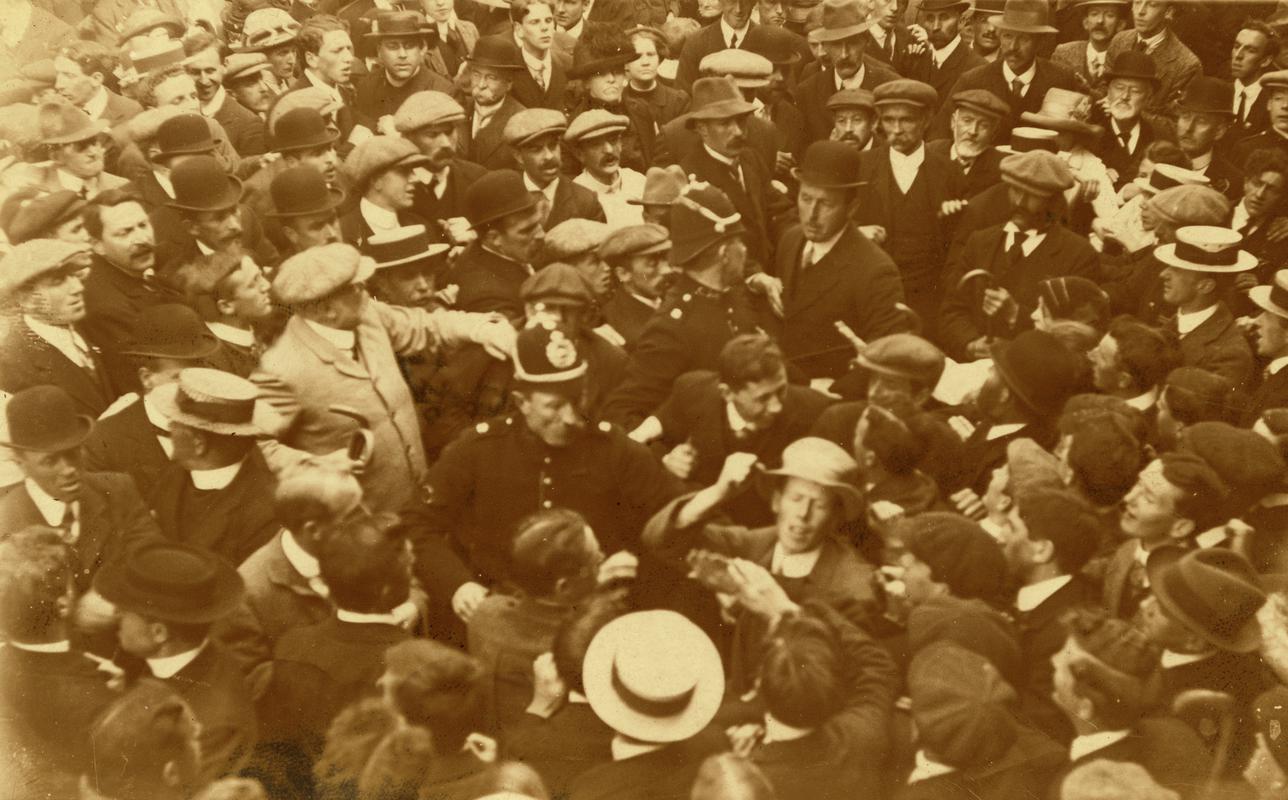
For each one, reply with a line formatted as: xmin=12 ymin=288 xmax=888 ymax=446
xmin=1020 ymin=87 xmax=1102 ymax=136
xmin=364 ymin=10 xmax=434 ymax=40
xmin=1251 ymin=270 xmax=1288 ymax=321
xmin=627 ymin=165 xmax=688 ymax=206
xmin=1178 ymin=76 xmax=1236 ymax=117
xmin=272 ymin=107 xmax=339 ymax=154
xmin=267 ymin=165 xmax=346 ymax=218
xmin=94 ymin=539 xmax=245 ymax=624
xmin=684 ymin=76 xmax=758 ymax=125
xmin=1132 ymin=162 xmax=1209 ymax=195
xmin=583 ymin=610 xmax=724 ymax=743
xmin=151 ymin=367 xmax=280 ymax=438
xmin=813 ymin=0 xmax=878 ymax=43
xmin=992 ymin=0 xmax=1058 ymax=34
xmin=990 ymin=329 xmax=1085 ymax=417
xmin=761 ymin=437 xmax=865 ymax=519
xmin=1103 ymin=49 xmax=1158 ymax=87
xmin=156 ymin=113 xmax=218 ymax=159
xmin=513 ymin=320 xmax=588 ymax=384
xmin=363 ymin=225 xmax=450 ymax=269
xmin=1146 ymin=548 xmax=1266 ymax=653
xmin=117 ymin=303 xmax=221 ymax=360
xmin=2 ymin=192 xmax=86 ymax=245
xmin=0 ymin=238 xmax=90 ymax=300
xmin=669 ymin=181 xmax=745 ymax=265
xmin=792 ymin=140 xmax=865 ymax=189
xmin=468 ymin=36 xmax=526 ymax=71
xmin=1 ymin=385 xmax=93 ymax=453
xmin=1154 ymin=226 xmax=1257 ymax=274
xmin=464 ymin=169 xmax=537 ymax=228
xmin=700 ymin=50 xmax=773 ymax=89
xmin=38 ymin=101 xmax=107 ymax=146
xmin=167 ymin=156 xmax=244 ymax=213
xmin=238 ymin=7 xmax=301 ymax=52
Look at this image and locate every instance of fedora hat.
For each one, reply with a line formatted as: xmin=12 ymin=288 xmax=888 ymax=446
xmin=150 ymin=368 xmax=280 ymax=438
xmin=990 ymin=329 xmax=1085 ymax=417
xmin=464 ymin=169 xmax=538 ymax=228
xmin=1131 ymin=162 xmax=1208 ymax=195
xmin=628 ymin=165 xmax=688 ymax=206
xmin=813 ymin=0 xmax=878 ymax=43
xmin=1154 ymin=226 xmax=1257 ymax=274
xmin=117 ymin=303 xmax=221 ymax=360
xmin=1103 ymin=49 xmax=1158 ymax=86
xmin=468 ymin=36 xmax=526 ymax=71
xmin=1251 ymin=270 xmax=1288 ymax=321
xmin=792 ymin=140 xmax=865 ymax=189
xmin=1178 ymin=76 xmax=1236 ymax=117
xmin=272 ymin=107 xmax=339 ymax=153
xmin=583 ymin=610 xmax=724 ymax=743
xmin=267 ymin=165 xmax=346 ymax=218
xmin=363 ymin=225 xmax=450 ymax=269
xmin=167 ymin=156 xmax=244 ymax=213
xmin=684 ymin=76 xmax=758 ymax=125
xmin=1020 ymin=87 xmax=1102 ymax=137
xmin=1 ymin=385 xmax=93 ymax=453
xmin=669 ymin=181 xmax=745 ymax=265
xmin=38 ymin=101 xmax=108 ymax=146
xmin=1146 ymin=548 xmax=1266 ymax=653
xmin=156 ymin=113 xmax=217 ymax=159
xmin=761 ymin=436 xmax=865 ymax=519
xmin=992 ymin=0 xmax=1058 ymax=34
xmin=94 ymin=539 xmax=245 ymax=624
xmin=238 ymin=7 xmax=301 ymax=52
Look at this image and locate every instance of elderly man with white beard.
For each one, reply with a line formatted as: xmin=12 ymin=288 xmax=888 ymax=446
xmin=1095 ymin=50 xmax=1166 ymax=191
xmin=928 ymin=88 xmax=1010 ymax=197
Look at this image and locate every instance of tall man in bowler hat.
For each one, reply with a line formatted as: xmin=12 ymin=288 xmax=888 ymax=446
xmin=451 ymin=170 xmax=547 ymax=321
xmin=265 ymin=166 xmax=346 ymax=256
xmin=464 ymin=36 xmax=529 ymax=170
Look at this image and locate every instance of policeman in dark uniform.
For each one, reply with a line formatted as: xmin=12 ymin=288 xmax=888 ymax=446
xmin=405 ymin=321 xmax=684 ymax=641
xmin=599 ymin=181 xmax=766 ymax=429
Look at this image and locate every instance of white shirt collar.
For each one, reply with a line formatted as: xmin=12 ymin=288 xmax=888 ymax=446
xmin=720 ymin=17 xmax=751 ymax=47
xmin=1002 ymin=59 xmax=1037 ymax=89
xmin=143 ymin=392 xmax=173 ymax=431
xmin=869 ymin=25 xmax=889 ymax=46
xmin=726 ymin=400 xmax=755 ymax=434
xmin=931 ymin=35 xmax=961 ymax=65
xmin=206 ymin=320 xmax=255 ymax=347
xmin=303 ymin=317 xmax=357 ymax=352
xmin=519 ymin=44 xmax=553 ymax=76
xmin=803 ymin=225 xmax=845 ymax=264
xmin=280 ymin=528 xmax=321 ymax=579
xmin=147 ymin=641 xmax=207 ymax=679
xmin=524 ymin=171 xmax=558 ymax=199
xmin=1085 ymin=40 xmax=1108 ymax=66
xmin=24 ymin=478 xmax=73 ymax=527
xmin=1161 ymin=649 xmax=1215 ymax=669
xmin=575 ymin=169 xmax=622 ymax=194
xmin=986 ymin=421 xmax=1027 ymax=441
xmin=1138 ymin=28 xmax=1167 ymax=53
xmin=889 ymin=143 xmax=926 ymax=192
xmin=1191 ymin=150 xmax=1214 ymax=172
xmin=1069 ymin=729 xmax=1131 ymax=762
xmin=8 ymin=639 xmax=72 ymax=653
xmin=335 ymin=608 xmax=401 ymax=625
xmin=56 ymin=169 xmax=91 ymax=194
xmin=1177 ymin=305 xmax=1218 ymax=335
xmin=153 ymin=169 xmax=176 ymax=198
xmin=704 ymin=143 xmax=738 ymax=167
xmin=1 ymin=2 xmax=33 ymax=48
xmin=1232 ymin=202 xmax=1250 ymax=233
xmin=196 ymin=238 xmax=216 ymax=256
xmin=24 ymin=315 xmax=91 ymax=368
xmin=1002 ymin=220 xmax=1046 ymax=257
xmin=762 ymin=713 xmax=813 ymax=744
xmin=611 ymin=735 xmax=667 ymax=761
xmin=629 ymin=292 xmax=660 ymax=310
xmin=835 ymin=63 xmax=867 ymax=91
xmin=568 ymin=689 xmax=590 ymax=704
xmin=83 ymin=87 xmax=110 ymax=120
xmin=770 ymin=543 xmax=823 ymax=578
xmin=189 ymin=458 xmax=245 ymax=490
xmin=1234 ymin=78 xmax=1263 ymax=111
xmin=907 ymin=750 xmax=957 ymax=784
xmin=565 ymin=16 xmax=584 ymax=37
xmin=1125 ymin=386 xmax=1158 ymax=411
xmin=305 ymin=69 xmax=344 ymax=105
xmin=1269 ymin=356 xmax=1288 ymax=376
xmin=201 ymin=85 xmax=227 ymax=118
xmin=360 ymin=197 xmax=401 ymax=233
xmin=1016 ymin=574 xmax=1072 ymax=612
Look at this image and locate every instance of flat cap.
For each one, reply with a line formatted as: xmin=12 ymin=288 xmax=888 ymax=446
xmin=223 ymin=52 xmax=272 ymax=83
xmin=873 ymin=78 xmax=938 ymax=109
xmin=564 ymin=109 xmax=631 ymax=144
xmin=543 ymin=218 xmax=610 ymax=259
xmin=272 ymin=243 xmax=375 ymax=305
xmin=2 ymin=190 xmax=85 ymax=244
xmin=600 ymin=224 xmax=671 ymax=261
xmin=394 ymin=90 xmax=466 ymax=133
xmin=520 ymin=262 xmax=596 ymax=306
xmin=856 ymin=333 xmax=946 ymax=387
xmin=1145 ymin=184 xmax=1232 ymax=227
xmin=1000 ymin=150 xmax=1075 ymax=196
xmin=0 ymin=239 xmax=91 ymax=300
xmin=1261 ymin=70 xmax=1288 ymax=90
xmin=909 ymin=641 xmax=1018 ymax=769
xmin=269 ymin=87 xmax=342 ymax=132
xmin=343 ymin=135 xmax=431 ymax=188
xmin=828 ymin=88 xmax=876 ymax=113
xmin=503 ymin=107 xmax=569 ymax=147
xmin=699 ymin=49 xmax=774 ymax=88
xmin=952 ymin=88 xmax=1010 ymax=119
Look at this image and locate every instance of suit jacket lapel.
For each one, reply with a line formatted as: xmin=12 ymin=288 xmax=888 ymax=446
xmin=788 ymin=229 xmax=851 ymax=315
xmin=287 ymin=316 xmax=368 ymax=379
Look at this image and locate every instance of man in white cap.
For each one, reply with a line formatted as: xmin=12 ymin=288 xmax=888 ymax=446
xmin=1246 ymin=270 xmax=1288 ymax=424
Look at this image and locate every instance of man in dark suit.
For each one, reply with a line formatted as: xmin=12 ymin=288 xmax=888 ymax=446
xmin=185 ymin=34 xmax=269 ymax=159
xmin=940 ymin=150 xmax=1098 ymax=360
xmin=675 ymin=0 xmax=759 ymax=90
xmin=337 ymin=135 xmax=431 ymax=247
xmin=0 ymin=240 xmax=116 ymax=418
xmin=1104 ymin=0 xmax=1200 ymax=115
xmin=1225 ymin=20 xmax=1278 ymax=146
xmin=1047 ymin=0 xmax=1128 ymax=98
xmin=293 ymin=13 xmax=373 ymax=142
xmin=507 ymin=0 xmax=570 ymax=109
xmin=1095 ymin=50 xmax=1164 ymax=189
xmin=795 ymin=0 xmax=900 ymax=144
xmin=774 ymin=141 xmax=907 ymax=377
xmin=600 ymin=223 xmax=672 ymax=348
xmin=1233 ymin=71 xmax=1288 ymax=167
xmin=864 ymin=0 xmax=919 ymax=74
xmin=463 ymin=36 xmax=529 ymax=170
xmin=504 ymin=106 xmax=606 ymax=231
xmin=925 ymin=88 xmax=1009 ymax=197
xmin=930 ymin=0 xmax=1082 ymax=139
xmin=904 ymin=0 xmax=986 ymax=112
xmin=396 ymin=90 xmax=491 ymax=244
xmin=94 ymin=538 xmax=258 ymax=784
xmin=354 ymin=10 xmax=459 ymax=125
xmin=1175 ymin=77 xmax=1245 ymax=200
xmin=451 ymin=170 xmax=546 ymax=320
xmin=0 ymin=386 xmax=161 ymax=593
xmin=1245 ymin=271 xmax=1288 ymax=425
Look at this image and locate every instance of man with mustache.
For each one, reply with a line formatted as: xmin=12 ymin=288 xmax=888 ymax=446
xmin=503 ymin=107 xmax=606 ymax=231
xmin=185 ymin=30 xmax=267 ymax=158
xmin=464 ymin=37 xmax=529 ymax=171
xmin=1174 ymin=77 xmax=1243 ymax=200
xmin=338 ymin=136 xmax=432 ymax=248
xmin=927 ymin=88 xmax=1009 ymax=197
xmin=354 ymin=11 xmax=456 ymax=131
xmin=568 ymin=110 xmax=647 ymax=227
xmin=1095 ymin=51 xmax=1163 ymax=190
xmin=29 ymin=102 xmax=131 ymax=201
xmin=1049 ymin=0 xmax=1128 ymax=97
xmin=903 ymin=0 xmax=985 ymax=113
xmin=969 ymin=0 xmax=1005 ymax=62
xmin=395 ymin=91 xmax=487 ymax=245
xmin=827 ymin=89 xmax=879 ymax=151
xmin=796 ymin=0 xmax=899 ymax=145
xmin=1104 ymin=0 xmax=1200 ymax=116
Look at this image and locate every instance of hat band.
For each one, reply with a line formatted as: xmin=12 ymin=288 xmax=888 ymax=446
xmin=1159 ymin=567 xmax=1261 ymax=643
xmin=1150 ymin=170 xmax=1182 ymax=192
xmin=1011 ymin=135 xmax=1057 ymax=154
xmin=126 ymin=563 xmax=217 ymax=607
xmin=176 ymin=390 xmax=255 ymax=425
xmin=1271 ymin=284 xmax=1288 ymax=312
xmin=611 ymin=664 xmax=695 ymax=719
xmin=1173 ymin=241 xmax=1238 ymax=267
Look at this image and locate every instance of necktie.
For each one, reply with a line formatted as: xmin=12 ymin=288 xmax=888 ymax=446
xmin=78 ymin=185 xmax=90 ymax=200
xmin=1118 ymin=127 xmax=1132 ymax=149
xmin=801 ymin=244 xmax=815 ymax=270
xmin=530 ymin=189 xmax=551 ymax=222
xmin=1236 ymin=90 xmax=1247 ymax=122
xmin=729 ymin=33 xmax=738 ymax=49
xmin=1134 ymin=36 xmax=1148 ymax=53
xmin=534 ymin=63 xmax=546 ymax=91
xmin=1010 ymin=78 xmax=1024 ymax=99
xmin=58 ymin=504 xmax=77 ymax=544
xmin=1008 ymin=230 xmax=1028 ymax=263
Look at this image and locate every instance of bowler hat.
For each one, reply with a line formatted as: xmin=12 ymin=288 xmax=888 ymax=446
xmin=94 ymin=539 xmax=245 ymax=624
xmin=38 ymin=100 xmax=107 ymax=146
xmin=503 ymin=107 xmax=569 ymax=147
xmin=156 ymin=113 xmax=218 ymax=159
xmin=792 ymin=140 xmax=865 ymax=188
xmin=1154 ymin=226 xmax=1257 ymax=274
xmin=363 ymin=225 xmax=449 ymax=269
xmin=747 ymin=23 xmax=803 ymax=65
xmin=600 ymin=224 xmax=671 ymax=260
xmin=464 ymin=169 xmax=537 ymax=228
xmin=761 ymin=436 xmax=865 ymax=519
xmin=267 ymin=165 xmax=346 ymax=218
xmin=272 ymin=107 xmax=338 ymax=153
xmin=582 ymin=610 xmax=724 ymax=743
xmin=0 ymin=385 xmax=93 ymax=453
xmin=627 ymin=165 xmax=688 ymax=206
xmin=974 ymin=0 xmax=1006 ymax=13
xmin=167 ymin=156 xmax=244 ymax=213
xmin=919 ymin=0 xmax=970 ymax=10
xmin=1103 ymin=49 xmax=1158 ymax=86
xmin=1020 ymin=88 xmax=1102 ymax=136
xmin=273 ymin=243 xmax=375 ymax=305
xmin=990 ymin=329 xmax=1084 ymax=417
xmin=669 ymin=181 xmax=745 ymax=265
xmin=828 ymin=88 xmax=876 ymax=114
xmin=364 ymin=10 xmax=433 ymax=40
xmin=699 ymin=50 xmax=774 ymax=88
xmin=1146 ymin=548 xmax=1266 ymax=653
xmin=568 ymin=30 xmax=639 ymax=80
xmin=991 ymin=0 xmax=1058 ymax=34
xmin=0 ymin=238 xmax=91 ymax=301
xmin=468 ymin=36 xmax=526 ymax=71
xmin=684 ymin=76 xmax=757 ymax=124
xmin=117 ymin=303 xmax=221 ymax=360
xmin=238 ymin=7 xmax=301 ymax=52
xmin=1251 ymin=270 xmax=1288 ymax=321
xmin=873 ymin=79 xmax=939 ymax=110
xmin=1037 ymin=275 xmax=1109 ymax=325
xmin=395 ymin=91 xmax=466 ymax=133
xmin=513 ymin=320 xmax=587 ymax=384
xmin=952 ymin=89 xmax=1010 ymax=120
xmin=521 ymin=263 xmax=597 ymax=308
xmin=224 ymin=52 xmax=273 ymax=84
xmin=1178 ymin=76 xmax=1236 ymax=116
xmin=151 ymin=367 xmax=280 ymax=438
xmin=856 ymin=333 xmax=946 ymax=387
xmin=999 ymin=149 xmax=1075 ymax=196
xmin=2 ymin=190 xmax=85 ymax=245
xmin=813 ymin=0 xmax=878 ymax=43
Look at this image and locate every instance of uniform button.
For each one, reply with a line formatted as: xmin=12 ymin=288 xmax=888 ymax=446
xmin=543 ymin=477 xmax=552 ymax=485
xmin=542 ymin=500 xmax=553 ymax=508
xmin=543 ymin=456 xmax=551 ymax=464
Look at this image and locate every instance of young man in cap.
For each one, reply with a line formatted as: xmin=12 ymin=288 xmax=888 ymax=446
xmin=504 ymin=107 xmax=607 ymax=231
xmin=904 ymin=0 xmax=986 ymax=110
xmin=81 ymin=304 xmax=220 ymax=499
xmin=338 ymin=135 xmax=431 ymax=247
xmin=264 ymin=165 xmax=346 ymax=256
xmin=1246 ymin=270 xmax=1288 ymax=424
xmin=31 ymin=101 xmax=131 ymax=200
xmin=1095 ymin=51 xmax=1163 ymax=190
xmin=94 ymin=538 xmax=257 ymax=783
xmin=451 ymin=169 xmax=547 ymax=320
xmin=600 ymin=182 xmax=765 ymax=428
xmin=539 ymin=219 xmax=612 ymax=302
xmin=932 ymin=0 xmax=1081 ymax=138
xmin=254 ymin=243 xmax=515 ymax=515
xmin=926 ymin=88 xmax=1009 ymax=196
xmin=1104 ymin=0 xmax=1199 ymax=115
xmin=238 ymin=7 xmax=302 ymax=95
xmin=81 ymin=682 xmax=204 ymax=800
xmin=508 ymin=0 xmax=569 ymax=110
xmin=0 ymin=190 xmax=88 ymax=246
xmin=0 ymin=382 xmax=162 ymax=591
xmin=53 ymin=40 xmax=142 ymax=126
xmin=184 ymin=32 xmax=267 ymax=158
xmin=940 ymin=150 xmax=1098 ymax=360
xmin=463 ymin=36 xmax=529 ymax=170
xmin=794 ymin=0 xmax=899 ymax=145
xmin=154 ymin=155 xmax=279 ymax=276
xmin=354 ymin=10 xmax=456 ymax=126
xmin=169 ymin=253 xmax=274 ymax=378
xmin=395 ymin=90 xmax=487 ymax=240
xmin=0 ymin=240 xmax=117 ymax=419
xmin=1048 ymin=0 xmax=1128 ymax=95
xmin=223 ymin=54 xmax=277 ymax=118
xmin=1234 ymin=69 xmax=1288 ymax=165
xmin=567 ymin=109 xmax=648 ymax=227
xmin=827 ymin=88 xmax=879 ymax=151
xmin=1174 ymin=77 xmax=1244 ymax=199
xmin=599 ymin=223 xmax=674 ymax=347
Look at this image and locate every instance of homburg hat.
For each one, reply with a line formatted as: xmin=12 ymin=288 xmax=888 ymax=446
xmin=684 ymin=76 xmax=757 ymax=125
xmin=38 ymin=100 xmax=107 ymax=146
xmin=94 ymin=539 xmax=245 ymax=624
xmin=627 ymin=165 xmax=688 ymax=206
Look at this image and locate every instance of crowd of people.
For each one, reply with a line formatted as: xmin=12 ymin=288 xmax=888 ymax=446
xmin=3 ymin=0 xmax=1288 ymax=797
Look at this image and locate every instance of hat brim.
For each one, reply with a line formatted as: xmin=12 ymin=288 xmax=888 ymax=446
xmin=226 ymin=64 xmax=275 ymax=83
xmin=117 ymin=328 xmax=222 ymax=360
xmin=1146 ymin=550 xmax=1263 ymax=653
xmin=157 ymin=142 xmax=218 ymax=159
xmin=684 ymin=99 xmax=759 ymax=124
xmin=1018 ymin=112 xmax=1102 ymax=137
xmin=992 ymin=19 xmax=1059 ymax=34
xmin=467 ymin=194 xmax=539 ymax=229
xmin=373 ymin=243 xmax=452 ymax=269
xmin=149 ymin=382 xmax=281 ymax=438
xmin=234 ymin=33 xmax=299 ymax=53
xmin=568 ymin=52 xmax=639 ymax=80
xmin=758 ymin=466 xmax=865 ymax=519
xmin=167 ymin=174 xmax=245 ymax=212
xmin=582 ymin=612 xmax=725 ymax=743
xmin=670 ymin=226 xmax=745 ymax=265
xmin=466 ymin=56 xmax=526 ymax=71
xmin=0 ymin=414 xmax=93 ymax=453
xmin=790 ymin=167 xmax=865 ymax=189
xmin=265 ymin=185 xmax=348 ymax=218
xmin=1154 ymin=243 xmax=1258 ymax=274
xmin=94 ymin=552 xmax=244 ymax=624
xmin=42 ymin=119 xmax=110 ymax=146
xmin=273 ymin=127 xmax=340 ymax=153
xmin=567 ymin=125 xmax=630 ymax=144
xmin=813 ymin=21 xmax=877 ymax=43
xmin=364 ymin=27 xmax=435 ymax=40
xmin=1103 ymin=70 xmax=1160 ymax=87
xmin=625 ymin=196 xmax=677 ymax=206
xmin=1177 ymin=103 xmax=1235 ymax=118
xmin=990 ymin=338 xmax=1058 ymax=416
xmin=1250 ymin=286 xmax=1288 ymax=320
xmin=509 ymin=126 xmax=568 ymax=148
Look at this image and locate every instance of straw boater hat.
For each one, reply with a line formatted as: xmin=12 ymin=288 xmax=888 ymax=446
xmin=1250 ymin=270 xmax=1288 ymax=320
xmin=1153 ymin=226 xmax=1258 ymax=274
xmin=363 ymin=225 xmax=450 ymax=270
xmin=150 ymin=368 xmax=280 ymax=438
xmin=1132 ymin=163 xmax=1209 ymax=195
